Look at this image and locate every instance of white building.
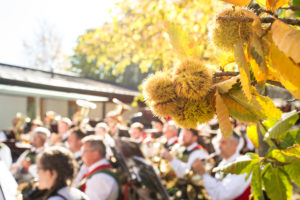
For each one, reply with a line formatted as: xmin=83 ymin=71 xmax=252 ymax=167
xmin=0 ymin=63 xmax=140 ymax=130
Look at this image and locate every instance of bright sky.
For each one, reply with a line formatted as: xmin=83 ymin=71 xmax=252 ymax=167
xmin=0 ymin=0 xmax=117 ymax=67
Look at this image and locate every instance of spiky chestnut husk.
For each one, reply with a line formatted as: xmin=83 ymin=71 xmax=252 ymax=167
xmin=173 ymin=96 xmax=215 ymax=129
xmin=212 ymin=8 xmax=254 ymax=51
xmin=173 ymin=59 xmax=213 ymax=100
xmin=143 ymin=71 xmax=177 ymax=102
xmin=150 ymin=100 xmax=177 ymax=118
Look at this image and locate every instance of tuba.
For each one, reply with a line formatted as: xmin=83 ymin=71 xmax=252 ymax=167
xmin=106 ymin=98 xmax=131 ymax=124
xmin=105 ymin=98 xmax=131 ymax=136
xmin=73 ymin=99 xmax=97 ymax=128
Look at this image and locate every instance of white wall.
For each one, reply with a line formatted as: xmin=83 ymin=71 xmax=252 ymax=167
xmin=42 ymin=98 xmax=68 ymax=118
xmin=0 ymin=94 xmax=27 ymax=130
xmin=89 ymin=102 xmax=104 ymax=120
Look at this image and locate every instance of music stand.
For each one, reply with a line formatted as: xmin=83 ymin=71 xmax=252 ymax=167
xmin=132 ymin=156 xmax=170 ymax=200
xmin=0 ymin=184 xmax=5 ymax=200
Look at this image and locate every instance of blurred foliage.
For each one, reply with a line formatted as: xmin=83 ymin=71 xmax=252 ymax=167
xmin=71 ymin=0 xmax=221 ymax=89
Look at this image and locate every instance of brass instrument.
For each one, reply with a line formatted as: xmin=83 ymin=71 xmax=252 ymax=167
xmin=141 ymin=136 xmax=180 ymax=190
xmin=17 ymin=179 xmax=47 ymax=200
xmin=181 ymin=152 xmax=218 ymax=200
xmin=13 ymin=112 xmax=25 ymax=141
xmin=74 ymin=99 xmax=97 ymax=128
xmin=105 ymin=98 xmax=131 ymax=136
xmin=145 ymin=137 xmax=215 ymax=199
xmin=106 ymin=98 xmax=131 ymax=124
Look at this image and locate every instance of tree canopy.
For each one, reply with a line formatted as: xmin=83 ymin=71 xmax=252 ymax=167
xmin=71 ymin=0 xmax=221 ymax=88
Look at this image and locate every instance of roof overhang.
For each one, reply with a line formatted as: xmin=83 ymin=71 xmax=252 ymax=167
xmin=0 ymin=84 xmax=109 ymax=102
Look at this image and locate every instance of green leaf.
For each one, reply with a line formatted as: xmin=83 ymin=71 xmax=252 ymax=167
xmin=293 ymin=0 xmax=300 ymax=17
xmin=262 ymin=165 xmax=292 ymax=200
xmin=234 ymin=42 xmax=251 ymax=100
xmin=251 ymin=164 xmax=265 ymax=200
xmin=284 ymin=160 xmax=300 ymax=187
xmin=267 ymin=145 xmax=300 ymax=163
xmin=213 ymin=153 xmax=259 ymax=174
xmin=282 ymin=144 xmax=300 ymax=159
xmin=264 ymin=110 xmax=299 ymax=140
xmin=279 ymin=129 xmax=300 ymax=149
xmin=262 ymin=118 xmax=277 ymax=129
xmin=249 ymin=34 xmax=266 ymax=74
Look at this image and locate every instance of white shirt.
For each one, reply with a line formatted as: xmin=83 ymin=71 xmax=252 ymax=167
xmin=170 ymin=142 xmax=208 ymax=178
xmin=48 ymin=186 xmax=89 ymax=200
xmin=0 ymin=143 xmax=12 ymax=169
xmin=166 ymin=136 xmax=178 ymax=146
xmin=85 ymin=159 xmax=119 ymax=200
xmin=202 ymin=152 xmax=251 ymax=200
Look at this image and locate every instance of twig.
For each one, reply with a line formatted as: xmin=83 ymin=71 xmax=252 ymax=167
xmin=261 ymin=17 xmax=300 ymax=26
xmin=266 ymin=80 xmax=284 ymax=88
xmin=259 ymin=120 xmax=268 ymax=132
xmin=213 ymin=72 xmax=239 ymax=78
xmin=217 ymin=16 xmax=300 ymax=26
xmin=278 ymin=6 xmax=300 ymax=11
xmin=258 ymin=8 xmax=277 ymax=17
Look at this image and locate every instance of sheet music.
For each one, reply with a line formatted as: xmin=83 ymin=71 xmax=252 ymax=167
xmin=0 ymin=161 xmax=18 ymax=200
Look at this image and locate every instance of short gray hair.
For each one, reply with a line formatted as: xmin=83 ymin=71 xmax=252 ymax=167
xmin=82 ymin=135 xmax=106 ymax=158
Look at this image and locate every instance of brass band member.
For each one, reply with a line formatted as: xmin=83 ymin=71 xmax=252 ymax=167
xmin=161 ymin=128 xmax=208 ymax=178
xmin=11 ymin=127 xmax=49 ymax=183
xmin=78 ymin=135 xmax=119 ymax=200
xmin=67 ymin=128 xmax=86 ymax=168
xmin=162 ymin=121 xmax=178 ymax=150
xmin=37 ymin=146 xmax=88 ymax=200
xmin=129 ymin=122 xmax=147 ymax=144
xmin=51 ymin=118 xmax=72 ymax=145
xmin=43 ymin=111 xmax=56 ymax=131
xmin=95 ymin=122 xmax=115 ymax=160
xmin=192 ymin=132 xmax=251 ymax=200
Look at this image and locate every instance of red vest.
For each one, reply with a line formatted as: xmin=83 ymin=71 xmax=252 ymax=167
xmin=79 ymin=164 xmax=112 ymax=192
xmin=235 ymin=185 xmax=251 ymax=200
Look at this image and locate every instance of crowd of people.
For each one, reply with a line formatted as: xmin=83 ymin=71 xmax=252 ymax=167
xmin=0 ymin=107 xmax=257 ymax=200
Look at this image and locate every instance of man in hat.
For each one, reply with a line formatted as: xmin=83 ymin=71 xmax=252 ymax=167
xmin=11 ymin=127 xmax=49 ymax=183
xmin=192 ymin=131 xmax=251 ymax=200
xmin=162 ymin=128 xmax=208 ymax=178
